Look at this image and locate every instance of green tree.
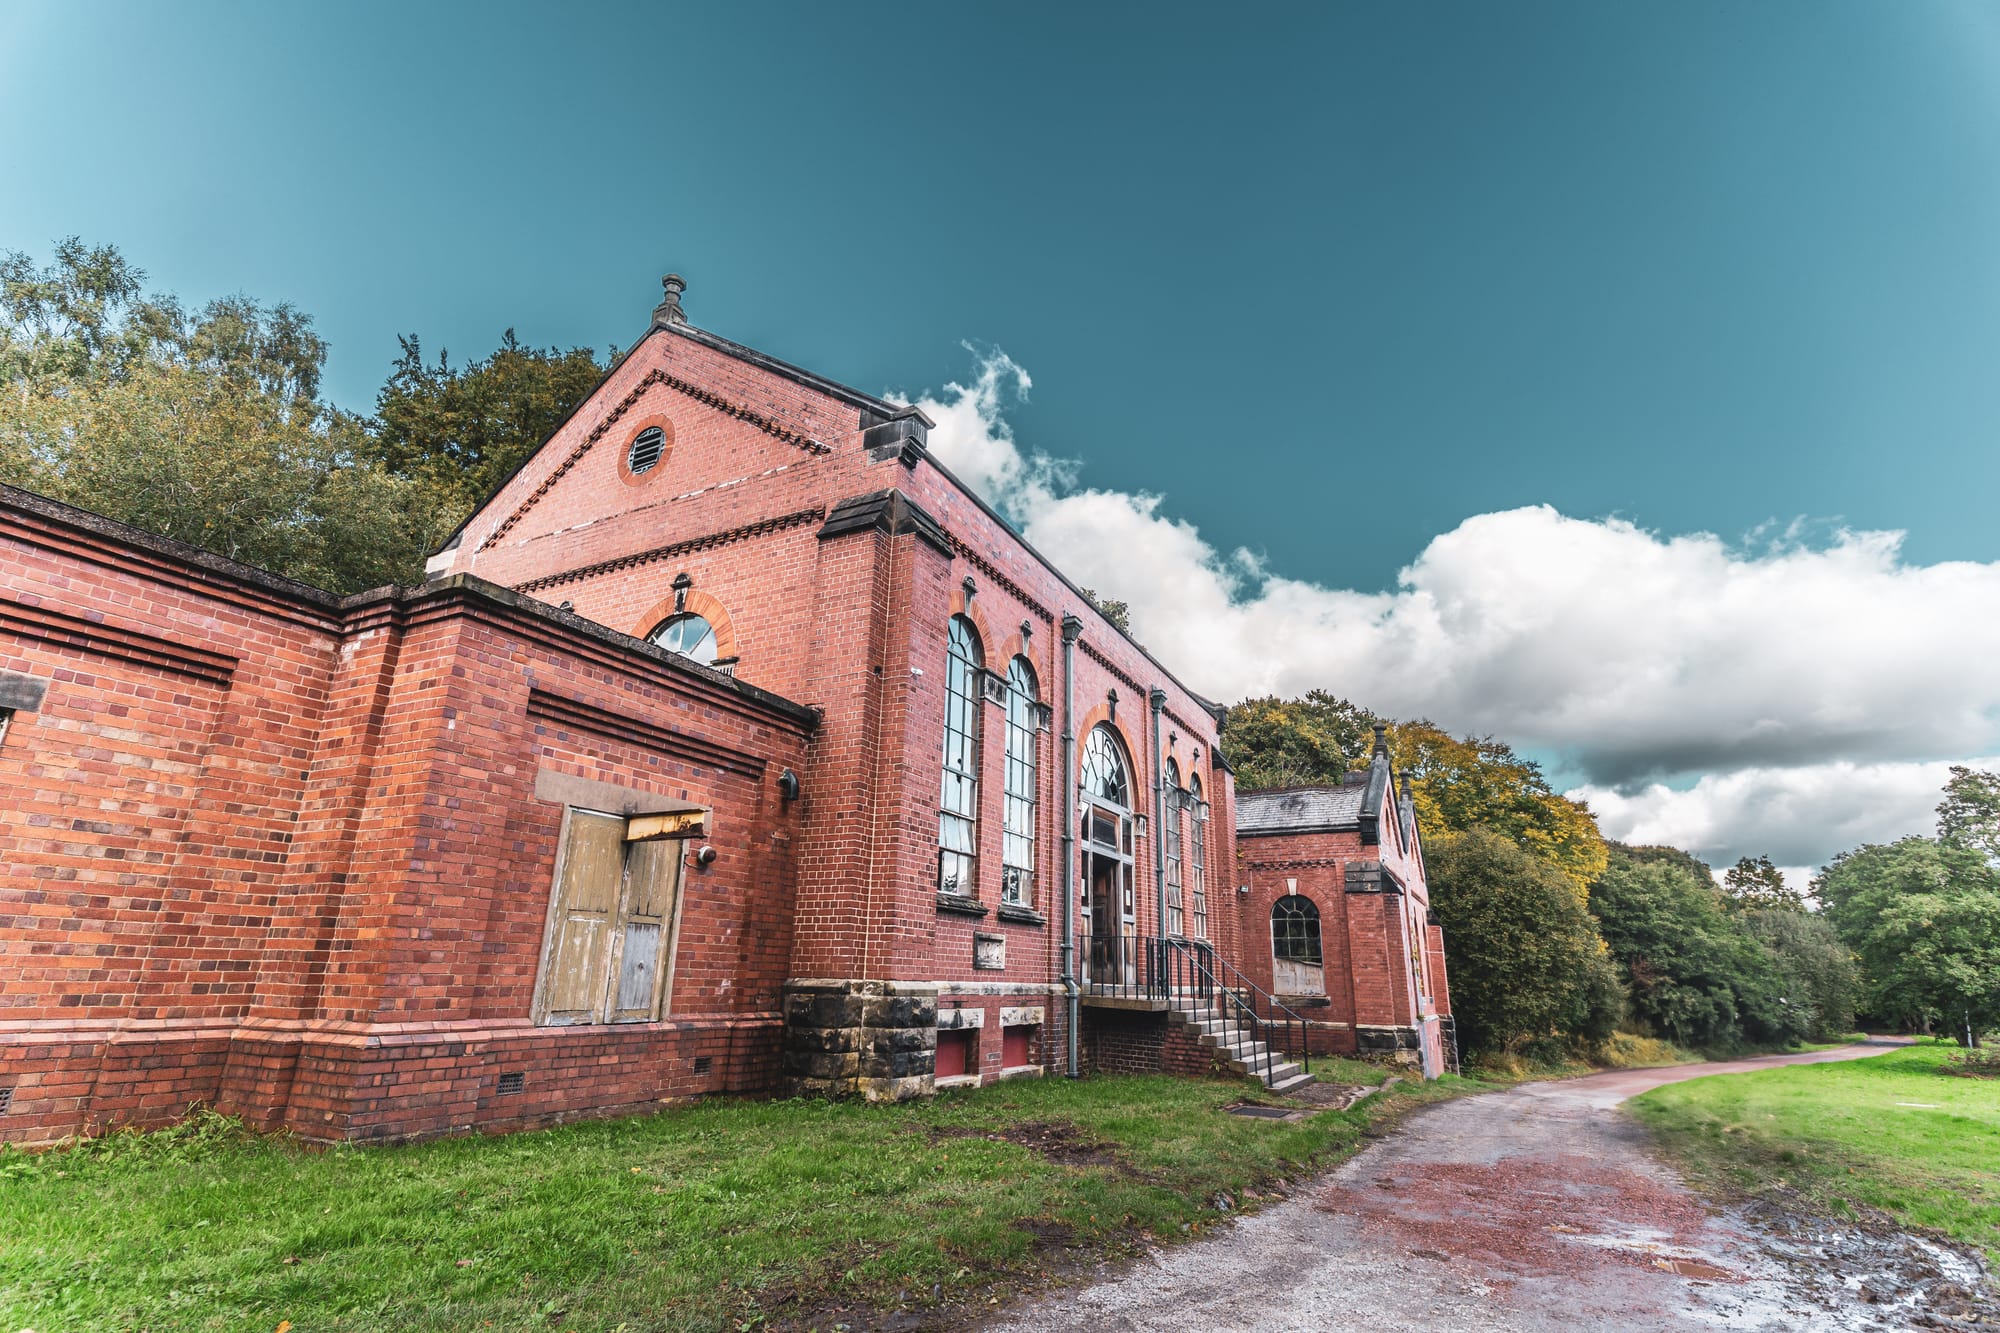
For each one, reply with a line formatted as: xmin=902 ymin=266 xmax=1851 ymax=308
xmin=1427 ymin=828 xmax=1611 ymax=1055
xmin=1722 ymin=854 xmax=1806 ymax=913
xmin=369 ymin=330 xmax=608 ymax=513
xmin=1938 ymin=765 xmax=2000 ymax=866
xmin=1079 ymin=588 xmax=1131 ymax=635
xmin=1591 ymin=844 xmax=1801 ymax=1050
xmin=1383 ymin=721 xmax=1609 ymax=900
xmin=1816 ymin=835 xmax=2000 ymax=1042
xmin=1220 ymin=691 xmax=1380 ymax=790
xmin=1740 ymin=908 xmax=1857 ymax=1041
xmin=1 ymin=239 xmax=445 ymax=592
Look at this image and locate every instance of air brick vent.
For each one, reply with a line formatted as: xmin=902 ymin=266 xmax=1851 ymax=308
xmin=0 ymin=1087 xmax=12 ymax=1114
xmin=496 ymin=1071 xmax=525 ymax=1096
xmin=692 ymin=1056 xmax=713 ymax=1075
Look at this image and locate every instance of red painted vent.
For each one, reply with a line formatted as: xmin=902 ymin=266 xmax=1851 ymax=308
xmin=1002 ymin=1025 xmax=1032 ymax=1068
xmin=936 ymin=1029 xmax=973 ymax=1079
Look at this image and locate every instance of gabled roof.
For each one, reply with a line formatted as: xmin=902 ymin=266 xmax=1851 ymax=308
xmin=1236 ymin=784 xmax=1367 ymax=836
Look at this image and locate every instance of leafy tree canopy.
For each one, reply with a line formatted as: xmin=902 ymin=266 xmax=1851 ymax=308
xmin=1220 ymin=691 xmax=1380 ymax=790
xmin=1591 ymin=843 xmax=1802 ymax=1049
xmin=370 ymin=330 xmax=609 ymax=512
xmin=1815 ymin=830 xmax=2000 ymax=1042
xmin=1079 ymin=588 xmax=1131 ymax=635
xmin=0 ymin=239 xmax=604 ymax=594
xmin=1722 ymin=854 xmax=1806 ymax=913
xmin=1938 ymin=765 xmax=2000 ymax=867
xmin=1426 ymin=828 xmax=1614 ymax=1054
xmin=1 ymin=239 xmax=450 ymax=592
xmin=1382 ymin=721 xmax=1609 ymax=900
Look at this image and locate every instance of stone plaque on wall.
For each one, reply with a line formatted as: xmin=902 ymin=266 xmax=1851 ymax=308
xmin=973 ymin=933 xmax=1006 ymax=970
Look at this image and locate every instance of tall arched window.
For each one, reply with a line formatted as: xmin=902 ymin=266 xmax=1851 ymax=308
xmin=1189 ymin=773 xmax=1209 ymax=941
xmin=937 ymin=616 xmax=983 ymax=896
xmin=1002 ymin=657 xmax=1039 ymax=906
xmin=1079 ymin=725 xmax=1130 ymax=808
xmin=1079 ymin=724 xmax=1136 ymax=985
xmin=1163 ymin=758 xmax=1184 ymax=937
xmin=1272 ymin=896 xmax=1325 ymax=996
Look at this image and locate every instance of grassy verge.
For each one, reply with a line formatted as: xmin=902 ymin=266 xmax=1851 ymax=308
xmin=1631 ymin=1041 xmax=2000 ymax=1264
xmin=0 ymin=1071 xmax=1479 ymax=1332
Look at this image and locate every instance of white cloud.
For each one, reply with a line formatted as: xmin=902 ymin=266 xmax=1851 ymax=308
xmin=1573 ymin=757 xmax=1999 ymax=874
xmin=904 ymin=352 xmax=2000 ymax=871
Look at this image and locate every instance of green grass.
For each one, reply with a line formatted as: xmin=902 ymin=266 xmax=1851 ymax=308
xmin=0 ymin=1072 xmax=1475 ymax=1332
xmin=1631 ymin=1041 xmax=2000 ymax=1264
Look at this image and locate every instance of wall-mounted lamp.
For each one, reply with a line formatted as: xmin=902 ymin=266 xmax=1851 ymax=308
xmin=777 ymin=768 xmax=801 ymax=801
xmin=1236 ymin=883 xmax=1251 ymax=896
xmin=688 ymin=845 xmax=718 ymax=869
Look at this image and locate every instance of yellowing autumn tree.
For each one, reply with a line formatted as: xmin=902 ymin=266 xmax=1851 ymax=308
xmin=1380 ymin=721 xmax=1609 ymax=900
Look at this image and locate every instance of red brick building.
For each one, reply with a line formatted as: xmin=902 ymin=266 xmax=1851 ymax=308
xmin=0 ymin=277 xmax=1449 ymax=1143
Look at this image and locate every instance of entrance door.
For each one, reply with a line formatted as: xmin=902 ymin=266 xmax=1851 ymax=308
xmin=1082 ymin=806 xmax=1134 ymax=986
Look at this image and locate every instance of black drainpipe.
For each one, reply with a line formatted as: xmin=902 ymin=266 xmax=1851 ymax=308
xmin=1060 ymin=613 xmax=1083 ymax=1076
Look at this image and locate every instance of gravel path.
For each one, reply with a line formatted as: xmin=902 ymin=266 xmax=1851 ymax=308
xmin=985 ymin=1042 xmax=1996 ymax=1332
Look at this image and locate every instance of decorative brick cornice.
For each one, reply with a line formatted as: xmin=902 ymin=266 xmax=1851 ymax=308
xmin=948 ymin=534 xmax=1053 ymax=625
xmin=512 ymin=508 xmax=826 ymax=595
xmin=479 ymin=369 xmax=831 ymax=552
xmin=0 ymin=596 xmax=237 ymax=686
xmin=526 ymin=688 xmax=771 ymax=777
xmin=1242 ymin=857 xmax=1346 ymax=870
xmin=1077 ymin=638 xmax=1144 ymax=699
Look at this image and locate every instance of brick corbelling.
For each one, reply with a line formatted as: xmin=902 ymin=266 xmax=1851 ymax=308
xmin=1243 ymin=857 xmax=1346 ymax=869
xmin=1077 ymin=638 xmax=1144 ymax=698
xmin=513 ymin=507 xmax=827 ymax=595
xmin=0 ymin=596 xmax=238 ymax=685
xmin=526 ymin=689 xmax=772 ymax=776
xmin=947 ymin=534 xmax=1054 ymax=625
xmin=480 ymin=369 xmax=832 ymax=552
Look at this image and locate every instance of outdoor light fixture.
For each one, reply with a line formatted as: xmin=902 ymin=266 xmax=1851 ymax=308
xmin=688 ymin=845 xmax=718 ymax=869
xmin=777 ymin=769 xmax=800 ymax=800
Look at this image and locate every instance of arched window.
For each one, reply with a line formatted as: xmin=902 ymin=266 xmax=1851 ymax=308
xmin=1189 ymin=773 xmax=1209 ymax=941
xmin=1163 ymin=758 xmax=1184 ymax=937
xmin=649 ymin=613 xmax=718 ymax=664
xmin=937 ymin=616 xmax=983 ymax=896
xmin=1272 ymin=896 xmax=1325 ymax=995
xmin=1002 ymin=657 xmax=1039 ymax=906
xmin=1079 ymin=724 xmax=1130 ymax=808
xmin=1079 ymin=723 xmax=1136 ymax=985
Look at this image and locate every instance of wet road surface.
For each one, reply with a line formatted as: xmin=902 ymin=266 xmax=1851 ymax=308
xmin=985 ymin=1042 xmax=1995 ymax=1332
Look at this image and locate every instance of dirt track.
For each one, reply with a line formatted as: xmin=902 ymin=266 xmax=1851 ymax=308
xmin=984 ymin=1042 xmax=1997 ymax=1332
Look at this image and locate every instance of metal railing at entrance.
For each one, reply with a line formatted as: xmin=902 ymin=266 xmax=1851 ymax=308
xmin=1077 ymin=933 xmax=1310 ymax=1077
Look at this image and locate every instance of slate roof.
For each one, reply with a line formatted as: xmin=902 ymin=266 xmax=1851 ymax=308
xmin=1236 ymin=784 xmax=1368 ymax=836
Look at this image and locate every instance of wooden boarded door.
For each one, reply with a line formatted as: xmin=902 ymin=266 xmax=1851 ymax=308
xmin=607 ymin=837 xmax=681 ymax=1022
xmin=537 ymin=810 xmax=626 ymax=1024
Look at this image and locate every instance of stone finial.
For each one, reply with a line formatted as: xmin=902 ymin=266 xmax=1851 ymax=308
xmin=1373 ymin=722 xmax=1389 ymax=758
xmin=653 ymin=273 xmax=687 ymax=327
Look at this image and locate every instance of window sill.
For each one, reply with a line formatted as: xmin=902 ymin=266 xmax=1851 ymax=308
xmin=998 ymin=1064 xmax=1044 ymax=1080
xmin=996 ymin=903 xmax=1047 ymax=927
xmin=936 ymin=893 xmax=989 ymax=918
xmin=934 ymin=1073 xmax=983 ymax=1090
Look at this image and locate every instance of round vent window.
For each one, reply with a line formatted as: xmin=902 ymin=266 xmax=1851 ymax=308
xmin=627 ymin=425 xmax=666 ymax=475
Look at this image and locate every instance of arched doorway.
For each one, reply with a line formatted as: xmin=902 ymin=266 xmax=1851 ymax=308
xmin=1272 ymin=895 xmax=1325 ymax=996
xmin=1078 ymin=724 xmax=1135 ymax=986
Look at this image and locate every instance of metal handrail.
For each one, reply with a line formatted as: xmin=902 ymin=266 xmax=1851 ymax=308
xmin=1075 ymin=933 xmax=1310 ymax=1079
xmin=1165 ymin=937 xmax=1311 ymax=1079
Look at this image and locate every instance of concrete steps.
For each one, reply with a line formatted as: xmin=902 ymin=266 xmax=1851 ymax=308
xmin=1169 ymin=1004 xmax=1314 ymax=1093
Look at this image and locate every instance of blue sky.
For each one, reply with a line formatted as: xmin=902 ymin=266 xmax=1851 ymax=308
xmin=5 ymin=1 xmax=1999 ymax=873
